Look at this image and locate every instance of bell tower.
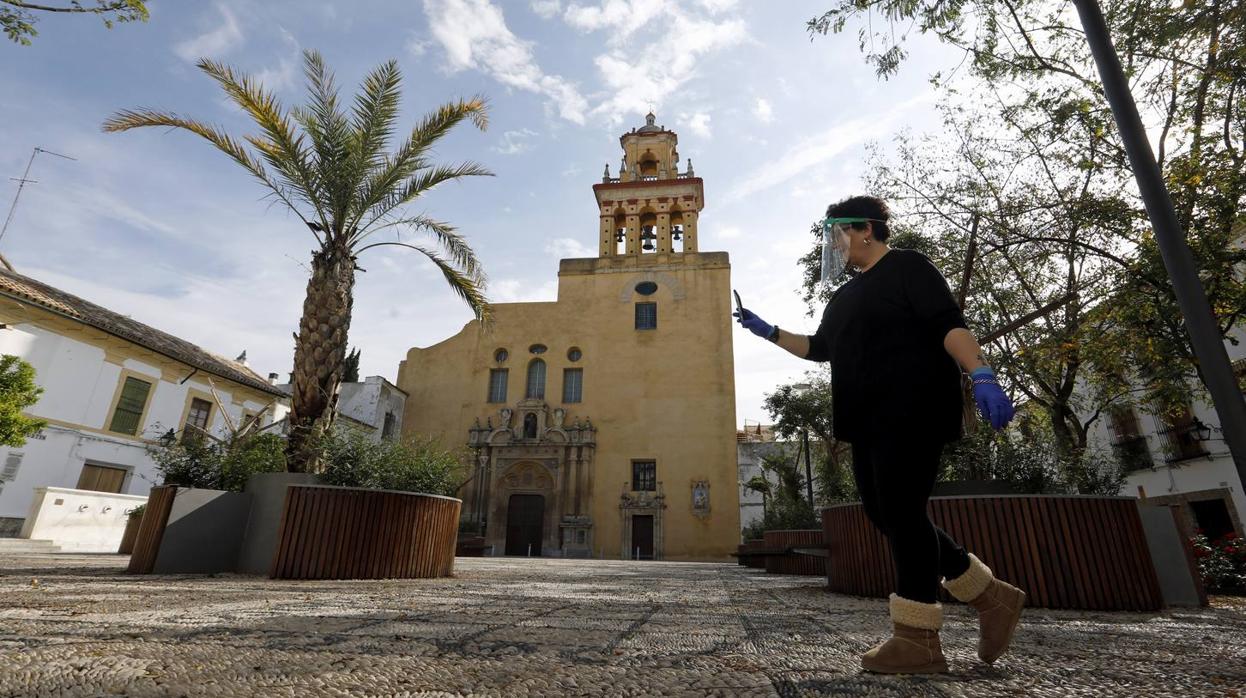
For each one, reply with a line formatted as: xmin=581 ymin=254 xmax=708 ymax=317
xmin=594 ymin=113 xmax=705 ymax=257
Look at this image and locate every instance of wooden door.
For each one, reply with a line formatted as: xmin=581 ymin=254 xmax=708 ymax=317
xmin=632 ymin=515 xmax=654 ymax=560
xmin=77 ymin=464 xmax=127 ymax=493
xmin=505 ymin=494 xmax=545 ymax=556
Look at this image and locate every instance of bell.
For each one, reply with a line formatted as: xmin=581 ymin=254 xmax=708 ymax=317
xmin=642 ymin=240 xmax=655 ymax=251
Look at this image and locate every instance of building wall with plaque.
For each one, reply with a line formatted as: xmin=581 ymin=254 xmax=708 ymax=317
xmin=396 ymin=114 xmax=739 ymax=561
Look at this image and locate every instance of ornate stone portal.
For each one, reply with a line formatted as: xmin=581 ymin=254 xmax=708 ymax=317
xmin=466 ymin=400 xmax=596 ymax=557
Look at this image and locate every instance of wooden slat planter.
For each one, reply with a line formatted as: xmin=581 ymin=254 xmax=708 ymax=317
xmin=823 ymin=495 xmax=1164 ymax=611
xmin=271 ymin=485 xmax=461 ymax=580
xmin=763 ymin=529 xmax=827 ymax=576
xmin=736 ymin=539 xmax=769 ymax=568
xmin=125 ymin=486 xmax=176 ymax=574
xmin=117 ymin=514 xmax=143 ymax=554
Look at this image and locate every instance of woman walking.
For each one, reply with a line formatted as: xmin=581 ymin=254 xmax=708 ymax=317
xmin=736 ymin=195 xmax=1025 ymax=674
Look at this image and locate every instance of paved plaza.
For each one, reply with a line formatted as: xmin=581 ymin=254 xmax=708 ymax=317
xmin=0 ymin=554 xmax=1244 ymax=697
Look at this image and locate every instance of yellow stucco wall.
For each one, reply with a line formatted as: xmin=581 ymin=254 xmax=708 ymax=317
xmin=397 ymin=251 xmax=739 ymax=561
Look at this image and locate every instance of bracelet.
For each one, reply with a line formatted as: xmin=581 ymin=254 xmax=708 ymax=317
xmin=767 ymin=325 xmax=780 ymax=343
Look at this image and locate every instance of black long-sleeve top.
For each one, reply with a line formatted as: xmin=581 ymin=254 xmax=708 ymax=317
xmin=805 ymin=249 xmax=968 ymax=443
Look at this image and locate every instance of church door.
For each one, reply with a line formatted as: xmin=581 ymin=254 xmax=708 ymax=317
xmin=631 ymin=515 xmax=654 ymax=560
xmin=505 ymin=494 xmax=545 ymax=556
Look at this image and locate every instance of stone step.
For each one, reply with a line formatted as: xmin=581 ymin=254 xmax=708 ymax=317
xmin=0 ymin=539 xmax=63 ymax=553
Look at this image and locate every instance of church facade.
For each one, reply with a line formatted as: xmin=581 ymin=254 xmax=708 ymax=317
xmin=396 ymin=114 xmax=739 ymax=561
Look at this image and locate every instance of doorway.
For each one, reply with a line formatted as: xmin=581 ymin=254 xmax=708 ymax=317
xmin=631 ymin=514 xmax=654 ymax=560
xmin=505 ymin=494 xmax=545 ymax=556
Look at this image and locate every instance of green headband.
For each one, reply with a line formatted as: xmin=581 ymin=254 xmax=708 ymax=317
xmin=821 ymin=217 xmax=884 ymax=233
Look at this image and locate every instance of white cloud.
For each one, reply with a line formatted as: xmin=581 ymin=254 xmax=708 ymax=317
xmin=544 ymin=237 xmax=595 ymax=258
xmin=493 ymin=128 xmax=538 ymax=155
xmin=717 ymin=225 xmax=742 ymax=240
xmin=530 ymin=0 xmax=562 ymax=18
xmin=563 ymin=0 xmax=666 ymax=37
xmin=174 ymin=4 xmax=243 ymax=63
xmin=423 ymin=0 xmax=588 ymax=124
xmin=753 ymin=97 xmax=773 ymax=123
xmin=406 ymin=35 xmax=431 ymax=57
xmin=679 ymin=111 xmax=712 ymax=138
xmin=583 ymin=5 xmax=747 ymax=124
xmin=491 ymin=278 xmax=560 ymax=302
xmin=698 ymin=0 xmax=737 ymax=13
xmin=253 ymin=29 xmax=300 ymax=92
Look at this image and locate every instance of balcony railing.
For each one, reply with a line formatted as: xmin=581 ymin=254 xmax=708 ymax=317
xmin=1156 ymin=424 xmax=1211 ymax=463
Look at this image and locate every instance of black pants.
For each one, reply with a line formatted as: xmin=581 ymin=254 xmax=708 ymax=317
xmin=851 ymin=437 xmax=971 ymax=604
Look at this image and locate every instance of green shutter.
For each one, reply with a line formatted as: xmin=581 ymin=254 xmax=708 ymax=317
xmin=109 ymin=377 xmax=152 ymax=435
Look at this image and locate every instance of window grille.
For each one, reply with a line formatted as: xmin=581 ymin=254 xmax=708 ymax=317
xmin=632 ymin=461 xmax=656 ymax=491
xmin=526 ymin=359 xmax=546 ymax=399
xmin=487 ymin=369 xmax=508 ymax=403
xmin=635 ymin=302 xmax=657 ymax=330
xmin=563 ymin=368 xmax=583 ymax=403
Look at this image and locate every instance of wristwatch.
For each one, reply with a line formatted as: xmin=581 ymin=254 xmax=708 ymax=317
xmin=766 ymin=325 xmax=780 ymax=343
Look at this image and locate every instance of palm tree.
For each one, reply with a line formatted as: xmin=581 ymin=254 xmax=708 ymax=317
xmin=104 ymin=51 xmax=493 ymax=473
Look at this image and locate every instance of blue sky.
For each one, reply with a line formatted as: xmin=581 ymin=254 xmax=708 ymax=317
xmin=2 ymin=0 xmax=963 ymax=428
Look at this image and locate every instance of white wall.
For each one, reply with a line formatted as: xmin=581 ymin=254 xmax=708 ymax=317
xmin=20 ymin=487 xmax=147 ymax=552
xmin=0 ymin=321 xmax=282 ymax=522
xmin=338 ymin=376 xmax=406 ymax=442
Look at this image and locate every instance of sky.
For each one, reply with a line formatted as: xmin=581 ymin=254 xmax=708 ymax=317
xmin=1 ymin=0 xmax=964 ymax=429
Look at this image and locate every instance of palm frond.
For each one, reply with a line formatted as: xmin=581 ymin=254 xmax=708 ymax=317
xmin=349 ymin=96 xmax=489 ymax=229
xmin=295 ymin=50 xmax=354 ymax=229
xmin=195 ymin=58 xmax=323 ymax=220
xmin=359 ymin=162 xmax=493 ymax=232
xmin=360 ymin=215 xmax=483 ymax=276
xmin=101 ymin=110 xmax=311 ymax=226
xmin=347 ymin=59 xmax=402 ymax=192
xmin=356 ymin=241 xmax=492 ymax=326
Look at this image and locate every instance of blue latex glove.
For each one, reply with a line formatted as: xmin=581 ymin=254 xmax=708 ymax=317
xmin=733 ymin=307 xmax=774 ymax=339
xmin=971 ymin=367 xmax=1015 ymax=430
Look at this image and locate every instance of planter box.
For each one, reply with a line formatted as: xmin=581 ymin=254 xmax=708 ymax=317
xmin=456 ymin=535 xmax=487 ymax=557
xmin=117 ymin=515 xmax=143 ymax=554
xmin=763 ymin=529 xmax=826 ymax=576
xmin=126 ymin=475 xmax=461 ymax=580
xmin=823 ymin=495 xmax=1165 ymax=611
xmin=271 ymin=485 xmax=460 ymax=579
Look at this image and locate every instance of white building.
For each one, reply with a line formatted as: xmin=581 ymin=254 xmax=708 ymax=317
xmin=1086 ymin=324 xmax=1246 ymax=542
xmin=274 ymin=375 xmax=407 ymax=442
xmin=0 ymin=268 xmax=288 ymax=536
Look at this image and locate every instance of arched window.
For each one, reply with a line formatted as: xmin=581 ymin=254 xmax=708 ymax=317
xmin=526 ymin=359 xmax=546 ymax=399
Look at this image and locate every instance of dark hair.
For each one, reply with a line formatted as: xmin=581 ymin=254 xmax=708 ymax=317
xmin=825 ymin=195 xmax=891 ymax=242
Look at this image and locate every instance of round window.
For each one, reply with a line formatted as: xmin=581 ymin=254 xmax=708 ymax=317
xmin=568 ymin=348 xmax=582 ymax=362
xmin=494 ymin=348 xmax=509 ymax=362
xmin=529 ymin=344 xmax=547 ymax=354
xmin=635 ymin=281 xmax=658 ymax=296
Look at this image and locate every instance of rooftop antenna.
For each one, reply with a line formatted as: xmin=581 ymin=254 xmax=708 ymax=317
xmin=1 ymin=147 xmax=77 ymax=248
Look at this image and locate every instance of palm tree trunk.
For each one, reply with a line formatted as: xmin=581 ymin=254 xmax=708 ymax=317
xmin=285 ymin=240 xmax=355 ymax=473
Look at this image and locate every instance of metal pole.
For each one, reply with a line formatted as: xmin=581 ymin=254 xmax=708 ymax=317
xmin=1 ymin=147 xmax=76 ymax=248
xmin=1072 ymin=0 xmax=1246 ymax=484
xmin=803 ymin=429 xmax=814 ymax=506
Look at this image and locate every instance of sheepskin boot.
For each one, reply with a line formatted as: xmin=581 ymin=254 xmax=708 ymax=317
xmin=860 ymin=594 xmax=949 ymax=674
xmin=943 ymin=553 xmax=1026 ymax=664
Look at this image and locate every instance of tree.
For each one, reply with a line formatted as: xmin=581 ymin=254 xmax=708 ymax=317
xmin=0 ymin=354 xmax=45 ymax=446
xmin=105 ymin=52 xmax=493 ymax=473
xmin=2 ymin=0 xmax=147 ymax=45
xmin=762 ymin=370 xmax=857 ymax=502
xmin=341 ymin=347 xmax=361 ymax=383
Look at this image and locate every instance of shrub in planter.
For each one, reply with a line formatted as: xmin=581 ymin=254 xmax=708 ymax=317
xmin=318 ymin=431 xmax=465 ymax=497
xmin=1191 ymin=531 xmax=1246 ymax=594
xmin=127 ymin=504 xmax=146 ymax=521
xmin=148 ymin=428 xmax=286 ymax=492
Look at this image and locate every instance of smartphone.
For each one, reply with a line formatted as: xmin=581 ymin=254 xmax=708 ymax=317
xmin=732 ymin=289 xmax=744 ymax=316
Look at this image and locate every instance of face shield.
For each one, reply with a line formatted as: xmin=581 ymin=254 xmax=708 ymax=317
xmin=819 ymin=217 xmax=868 ymax=285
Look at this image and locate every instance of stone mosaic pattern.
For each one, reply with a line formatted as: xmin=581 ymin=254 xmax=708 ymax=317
xmin=1 ymin=554 xmax=1244 ymax=696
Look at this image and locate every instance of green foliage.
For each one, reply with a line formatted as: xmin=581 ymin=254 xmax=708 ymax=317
xmin=148 ymin=429 xmax=287 ymax=492
xmin=318 ymin=431 xmax=465 ymax=497
xmin=341 ymin=347 xmax=361 ymax=383
xmin=940 ymin=413 xmax=1126 ymax=495
xmin=1191 ymin=531 xmax=1246 ymax=595
xmin=0 ymin=355 xmax=47 ymax=447
xmin=127 ymin=503 xmax=145 ymax=520
xmin=2 ymin=0 xmax=148 ymax=45
xmin=762 ymin=371 xmax=856 ymax=503
xmin=742 ymin=445 xmax=822 ymax=540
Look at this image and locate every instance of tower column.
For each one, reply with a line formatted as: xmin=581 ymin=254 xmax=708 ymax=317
xmin=684 ymin=211 xmax=699 ymax=253
xmin=600 ymin=215 xmax=614 ymax=256
xmin=656 ymin=212 xmax=672 ymax=254
xmin=625 ymin=213 xmax=641 ymax=255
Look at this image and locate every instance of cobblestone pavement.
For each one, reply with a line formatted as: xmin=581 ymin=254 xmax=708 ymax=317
xmin=1 ymin=554 xmax=1244 ymax=697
